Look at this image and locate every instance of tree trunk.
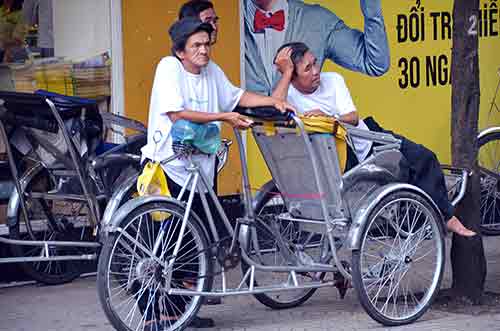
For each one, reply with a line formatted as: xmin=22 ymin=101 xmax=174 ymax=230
xmin=450 ymin=0 xmax=486 ymax=303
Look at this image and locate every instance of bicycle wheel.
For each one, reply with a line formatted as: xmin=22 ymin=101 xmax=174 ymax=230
xmin=478 ymin=131 xmax=500 ymax=235
xmin=98 ymin=201 xmax=211 ymax=331
xmin=352 ymin=191 xmax=445 ymax=326
xmin=241 ymin=181 xmax=327 ymax=309
xmin=9 ymin=166 xmax=88 ymax=285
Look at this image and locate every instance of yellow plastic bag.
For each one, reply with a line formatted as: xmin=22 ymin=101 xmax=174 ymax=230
xmin=136 ymin=161 xmax=172 ymax=220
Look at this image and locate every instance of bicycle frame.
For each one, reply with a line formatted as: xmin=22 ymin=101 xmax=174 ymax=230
xmin=153 ymin=138 xmax=339 ymax=297
xmin=107 ymin=114 xmax=427 ymax=298
xmin=0 ymin=92 xmax=144 ymax=266
xmin=100 ymin=111 xmax=469 ymax=329
xmin=106 ymin=110 xmax=472 ymax=304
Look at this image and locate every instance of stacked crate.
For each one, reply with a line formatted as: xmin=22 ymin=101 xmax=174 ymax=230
xmin=34 ymin=61 xmax=75 ymax=96
xmin=72 ymin=64 xmax=111 ymax=99
xmin=11 ymin=64 xmax=36 ymax=93
xmin=9 ymin=56 xmax=111 ymax=99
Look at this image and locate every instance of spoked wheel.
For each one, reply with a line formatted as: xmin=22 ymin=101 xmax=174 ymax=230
xmin=98 ymin=201 xmax=211 ymax=331
xmin=352 ymin=191 xmax=445 ymax=326
xmin=477 ymin=132 xmax=500 ymax=235
xmin=242 ymin=181 xmax=328 ymax=309
xmin=9 ymin=166 xmax=90 ymax=285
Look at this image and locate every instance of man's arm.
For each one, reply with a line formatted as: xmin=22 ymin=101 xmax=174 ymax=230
xmin=337 ymin=111 xmax=359 ymax=126
xmin=271 ymin=47 xmax=294 ymax=101
xmin=324 ymin=0 xmax=390 ymax=77
xmin=167 ymin=94 xmax=296 ymax=128
xmin=238 ymin=91 xmax=296 ymax=113
xmin=271 ymin=71 xmax=292 ymax=101
xmin=303 ymin=109 xmax=359 ymax=126
xmin=167 ymin=110 xmax=253 ymax=129
xmin=167 ymin=110 xmax=226 ymax=123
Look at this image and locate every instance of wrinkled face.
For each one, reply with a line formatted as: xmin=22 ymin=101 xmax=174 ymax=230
xmin=292 ymin=51 xmax=321 ymax=94
xmin=177 ymin=31 xmax=211 ymax=74
xmin=199 ymin=8 xmax=219 ymax=44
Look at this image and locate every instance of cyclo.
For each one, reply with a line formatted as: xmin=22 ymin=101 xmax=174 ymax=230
xmin=0 ymin=91 xmax=145 ymax=284
xmin=97 ymin=107 xmax=468 ymax=330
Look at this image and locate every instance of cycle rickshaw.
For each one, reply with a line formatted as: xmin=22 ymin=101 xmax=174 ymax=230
xmin=97 ymin=107 xmax=468 ymax=330
xmin=477 ymin=67 xmax=500 ymax=235
xmin=0 ymin=90 xmax=146 ymax=284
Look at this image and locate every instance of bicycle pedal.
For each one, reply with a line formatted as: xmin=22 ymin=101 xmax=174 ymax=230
xmin=216 ymin=240 xmax=240 ymax=270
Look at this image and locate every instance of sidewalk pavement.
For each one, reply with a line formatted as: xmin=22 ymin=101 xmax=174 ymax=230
xmin=1 ymin=236 xmax=500 ymax=331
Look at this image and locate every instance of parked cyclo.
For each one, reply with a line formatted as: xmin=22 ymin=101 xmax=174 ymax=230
xmin=0 ymin=90 xmax=146 ymax=284
xmin=477 ymin=68 xmax=500 ymax=235
xmin=97 ymin=107 xmax=469 ymax=330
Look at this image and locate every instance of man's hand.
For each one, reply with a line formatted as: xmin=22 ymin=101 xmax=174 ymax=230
xmin=222 ymin=112 xmax=254 ymax=129
xmin=272 ymin=98 xmax=297 ymax=114
xmin=273 ymin=47 xmax=294 ymax=76
xmin=303 ymin=109 xmax=326 ymax=117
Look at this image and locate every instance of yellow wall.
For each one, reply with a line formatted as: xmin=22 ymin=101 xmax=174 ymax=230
xmin=247 ymin=0 xmax=500 ymax=189
xmin=122 ymin=0 xmax=242 ymax=195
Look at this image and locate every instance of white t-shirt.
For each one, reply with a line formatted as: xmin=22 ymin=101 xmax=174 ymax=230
xmin=141 ymin=56 xmax=244 ymax=190
xmin=287 ymin=72 xmax=373 ymax=162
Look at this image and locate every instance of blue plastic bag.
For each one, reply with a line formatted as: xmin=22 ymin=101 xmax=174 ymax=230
xmin=171 ymin=119 xmax=221 ymax=154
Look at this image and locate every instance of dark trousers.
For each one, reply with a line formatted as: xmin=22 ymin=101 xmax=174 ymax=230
xmin=355 ymin=117 xmax=454 ymax=221
xmin=133 ymin=209 xmax=198 ymax=320
xmin=136 ymin=161 xmax=225 ymax=320
xmin=166 ymin=170 xmax=228 ymax=241
xmin=134 ymin=182 xmax=199 ymax=320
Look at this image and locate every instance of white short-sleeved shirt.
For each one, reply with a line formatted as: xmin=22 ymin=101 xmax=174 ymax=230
xmin=287 ymin=72 xmax=373 ymax=162
xmin=141 ymin=56 xmax=244 ymax=189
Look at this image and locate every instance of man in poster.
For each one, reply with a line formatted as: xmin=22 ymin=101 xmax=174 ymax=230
xmin=244 ymin=0 xmax=390 ymax=95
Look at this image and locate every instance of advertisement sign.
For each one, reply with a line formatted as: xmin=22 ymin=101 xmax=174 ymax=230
xmin=243 ymin=0 xmax=500 ymax=189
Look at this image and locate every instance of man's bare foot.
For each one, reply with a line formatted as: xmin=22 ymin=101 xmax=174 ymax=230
xmin=446 ymin=216 xmax=477 ymax=237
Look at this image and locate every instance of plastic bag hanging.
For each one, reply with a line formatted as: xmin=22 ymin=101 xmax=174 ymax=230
xmin=171 ymin=119 xmax=221 ymax=154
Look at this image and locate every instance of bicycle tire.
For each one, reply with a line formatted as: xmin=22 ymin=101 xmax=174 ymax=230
xmin=352 ymin=190 xmax=445 ymax=326
xmin=241 ymin=180 xmax=325 ymax=310
xmin=478 ymin=131 xmax=500 ymax=235
xmin=9 ymin=166 xmax=83 ymax=285
xmin=98 ymin=201 xmax=211 ymax=331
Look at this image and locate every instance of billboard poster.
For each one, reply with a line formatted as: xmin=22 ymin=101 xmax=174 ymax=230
xmin=242 ymin=0 xmax=500 ymax=188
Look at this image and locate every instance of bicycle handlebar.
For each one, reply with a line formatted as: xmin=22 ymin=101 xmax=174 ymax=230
xmin=234 ymin=106 xmax=293 ymax=122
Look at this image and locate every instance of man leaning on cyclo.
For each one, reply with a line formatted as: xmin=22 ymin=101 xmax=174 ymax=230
xmin=270 ymin=41 xmax=476 ymax=238
xmin=137 ymin=15 xmax=295 ymax=330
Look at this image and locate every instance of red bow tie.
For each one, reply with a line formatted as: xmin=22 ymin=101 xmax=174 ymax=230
xmin=253 ymin=9 xmax=285 ymax=32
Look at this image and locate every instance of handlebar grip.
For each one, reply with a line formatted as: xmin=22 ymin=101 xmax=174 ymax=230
xmin=234 ymin=106 xmax=292 ymax=122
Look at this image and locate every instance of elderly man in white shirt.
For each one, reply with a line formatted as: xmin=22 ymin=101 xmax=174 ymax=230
xmin=138 ymin=17 xmax=295 ymax=330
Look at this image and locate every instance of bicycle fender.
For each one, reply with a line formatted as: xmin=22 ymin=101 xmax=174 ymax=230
xmin=252 ymin=179 xmax=278 ymax=211
xmin=477 ymin=126 xmax=500 ymax=140
xmin=99 ymin=173 xmax=138 ymax=234
xmin=6 ymin=163 xmax=45 ymax=228
xmin=101 ymin=195 xmax=210 ymax=245
xmin=347 ymin=183 xmax=445 ymax=251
